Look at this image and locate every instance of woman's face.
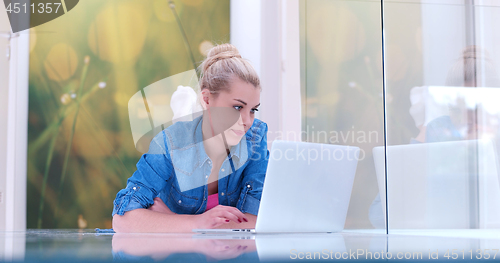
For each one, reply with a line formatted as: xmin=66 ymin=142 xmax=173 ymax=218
xmin=205 ymin=78 xmax=261 ymax=146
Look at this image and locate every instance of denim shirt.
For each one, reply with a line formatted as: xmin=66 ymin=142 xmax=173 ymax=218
xmin=112 ymin=116 xmax=269 ymax=216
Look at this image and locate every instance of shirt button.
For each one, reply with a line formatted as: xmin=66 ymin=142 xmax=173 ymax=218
xmin=247 ymin=185 xmax=251 ymax=188
xmin=221 ymin=192 xmax=224 ymax=196
xmin=206 ymin=175 xmax=208 ymax=178
xmin=133 ymin=187 xmax=137 ymax=190
xmin=221 ymin=168 xmax=225 ymax=172
xmin=178 ymin=200 xmax=182 ymax=204
xmin=208 ymin=160 xmax=211 ymax=164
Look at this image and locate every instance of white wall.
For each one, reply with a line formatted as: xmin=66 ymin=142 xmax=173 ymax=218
xmin=0 ymin=6 xmax=27 ymax=261
xmin=231 ymin=0 xmax=301 ymax=147
xmin=475 ymin=0 xmax=500 ymax=87
xmin=258 ymin=0 xmax=282 ymax=145
xmin=421 ymin=2 xmax=467 ymax=85
xmin=0 ymin=0 xmax=11 ymax=232
xmin=230 ymin=0 xmax=261 ymax=80
xmin=0 ymin=6 xmax=27 ymax=263
xmin=0 ymin=2 xmax=29 ymax=233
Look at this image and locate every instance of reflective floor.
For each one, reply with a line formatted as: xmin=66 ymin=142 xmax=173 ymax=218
xmin=1 ymin=229 xmax=500 ymax=262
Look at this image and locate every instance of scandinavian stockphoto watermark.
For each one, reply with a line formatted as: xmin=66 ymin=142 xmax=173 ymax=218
xmin=251 ymin=141 xmax=362 ymax=164
xmin=128 ymin=70 xmax=251 ymax=192
xmin=271 ymin=125 xmax=379 ymax=145
xmin=265 ymin=126 xmax=380 ymax=162
xmin=128 ymin=69 xmax=379 ymax=191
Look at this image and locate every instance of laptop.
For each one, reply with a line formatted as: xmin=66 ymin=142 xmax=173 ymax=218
xmin=373 ymin=139 xmax=500 ymax=229
xmin=193 ymin=140 xmax=359 ymax=233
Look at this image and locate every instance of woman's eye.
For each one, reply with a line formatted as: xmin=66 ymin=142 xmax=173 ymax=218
xmin=233 ymin=106 xmax=243 ymax=111
xmin=251 ymin=108 xmax=259 ymax=114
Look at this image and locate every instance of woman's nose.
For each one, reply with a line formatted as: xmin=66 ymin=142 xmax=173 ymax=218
xmin=237 ymin=114 xmax=244 ymax=126
xmin=239 ymin=112 xmax=251 ymax=127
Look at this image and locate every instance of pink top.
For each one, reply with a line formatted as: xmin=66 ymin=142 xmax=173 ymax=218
xmin=205 ymin=193 xmax=219 ymax=211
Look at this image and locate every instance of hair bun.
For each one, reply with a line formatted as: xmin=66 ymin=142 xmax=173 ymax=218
xmin=207 ymin=43 xmax=241 ymax=59
xmin=461 ymin=45 xmax=491 ymax=60
xmin=199 ymin=43 xmax=261 ymax=94
xmin=202 ymin=44 xmax=242 ymax=72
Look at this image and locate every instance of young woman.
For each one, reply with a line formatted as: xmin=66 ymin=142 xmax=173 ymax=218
xmin=112 ymin=44 xmax=269 ymax=233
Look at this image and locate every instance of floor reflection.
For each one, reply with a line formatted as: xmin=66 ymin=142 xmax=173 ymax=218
xmin=1 ymin=229 xmax=500 ymax=262
xmin=112 ymin=233 xmax=257 ymax=261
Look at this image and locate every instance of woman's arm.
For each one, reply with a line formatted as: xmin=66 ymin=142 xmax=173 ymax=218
xmin=113 ymin=197 xmax=196 ymax=233
xmin=113 ymin=209 xmax=197 ymax=233
xmin=234 ymin=121 xmax=269 ymax=216
xmin=113 ymin=199 xmax=249 ymax=233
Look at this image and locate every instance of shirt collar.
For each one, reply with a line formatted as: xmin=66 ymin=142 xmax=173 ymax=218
xmin=194 ymin=118 xmax=248 ymax=168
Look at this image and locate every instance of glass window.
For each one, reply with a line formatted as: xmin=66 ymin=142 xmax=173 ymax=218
xmin=26 ymin=0 xmax=230 ymax=229
xmin=384 ymin=0 xmax=500 ymax=231
xmin=300 ymin=0 xmax=385 ymax=230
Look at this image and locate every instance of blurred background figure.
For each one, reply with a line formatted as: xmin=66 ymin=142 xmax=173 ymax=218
xmin=369 ymin=45 xmax=500 ymax=229
xmin=426 ymin=46 xmax=500 ymax=143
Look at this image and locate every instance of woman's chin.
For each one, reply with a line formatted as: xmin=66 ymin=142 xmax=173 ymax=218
xmin=224 ymin=132 xmax=244 ymax=147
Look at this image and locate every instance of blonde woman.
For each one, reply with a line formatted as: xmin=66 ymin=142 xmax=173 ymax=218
xmin=112 ymin=44 xmax=269 ymax=233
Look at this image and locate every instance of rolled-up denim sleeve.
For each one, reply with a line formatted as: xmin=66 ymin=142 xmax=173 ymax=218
xmin=112 ymin=131 xmax=173 ymax=217
xmin=237 ymin=123 xmax=269 ymax=216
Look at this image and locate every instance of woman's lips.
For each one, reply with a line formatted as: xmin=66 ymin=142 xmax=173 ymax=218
xmin=232 ymin=129 xmax=245 ymax=136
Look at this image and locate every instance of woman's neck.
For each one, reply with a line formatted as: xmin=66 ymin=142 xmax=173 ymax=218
xmin=202 ymin=115 xmax=229 ymax=162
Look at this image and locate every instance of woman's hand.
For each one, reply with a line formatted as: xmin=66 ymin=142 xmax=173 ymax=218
xmin=194 ymin=205 xmax=248 ymax=229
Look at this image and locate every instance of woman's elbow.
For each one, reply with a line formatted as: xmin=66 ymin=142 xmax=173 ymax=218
xmin=112 ymin=209 xmax=147 ymax=233
xmin=112 ymin=214 xmax=127 ymax=233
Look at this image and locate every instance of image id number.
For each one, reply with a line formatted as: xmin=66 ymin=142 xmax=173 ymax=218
xmin=443 ymin=249 xmax=499 ymax=260
xmin=6 ymin=2 xmax=63 ymax=14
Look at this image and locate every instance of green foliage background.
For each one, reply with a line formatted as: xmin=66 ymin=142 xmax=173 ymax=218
xmin=27 ymin=0 xmax=229 ymax=229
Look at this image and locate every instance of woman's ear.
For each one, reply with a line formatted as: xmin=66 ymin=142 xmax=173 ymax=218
xmin=200 ymin=89 xmax=210 ymax=110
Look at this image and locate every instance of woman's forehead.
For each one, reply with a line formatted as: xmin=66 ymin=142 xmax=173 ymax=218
xmin=220 ymin=80 xmax=260 ymax=105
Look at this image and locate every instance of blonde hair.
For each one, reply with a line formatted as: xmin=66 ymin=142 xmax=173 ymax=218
xmin=199 ymin=43 xmax=260 ymax=95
